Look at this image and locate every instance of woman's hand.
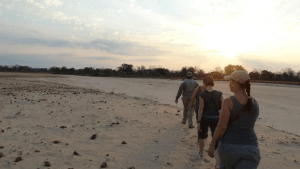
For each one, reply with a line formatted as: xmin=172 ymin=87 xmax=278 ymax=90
xmin=197 ymin=123 xmax=201 ymax=132
xmin=208 ymin=144 xmax=215 ymax=158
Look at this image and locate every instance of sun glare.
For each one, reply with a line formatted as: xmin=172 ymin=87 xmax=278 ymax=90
xmin=221 ymin=50 xmax=236 ymax=59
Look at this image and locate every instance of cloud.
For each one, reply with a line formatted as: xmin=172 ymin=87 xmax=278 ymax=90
xmin=0 ymin=32 xmax=162 ymax=56
xmin=237 ymin=55 xmax=300 ymax=72
xmin=51 ymin=11 xmax=77 ymax=21
xmin=43 ymin=0 xmax=63 ymax=6
xmin=79 ymin=56 xmax=120 ymax=61
xmin=0 ymin=54 xmax=110 ymax=68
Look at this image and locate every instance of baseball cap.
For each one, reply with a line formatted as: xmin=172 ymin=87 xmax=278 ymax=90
xmin=187 ymin=72 xmax=192 ymax=77
xmin=224 ymin=70 xmax=250 ymax=84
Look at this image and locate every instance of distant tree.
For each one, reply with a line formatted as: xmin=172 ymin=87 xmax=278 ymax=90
xmin=297 ymin=71 xmax=300 ymax=81
xmin=136 ymin=65 xmax=146 ymax=76
xmin=187 ymin=67 xmax=196 ymax=74
xmin=50 ymin=67 xmax=61 ymax=74
xmin=68 ymin=68 xmax=75 ymax=74
xmin=249 ymin=69 xmax=261 ymax=80
xmin=210 ymin=71 xmax=223 ymax=79
xmin=210 ymin=66 xmax=224 ymax=79
xmin=196 ymin=69 xmax=205 ymax=78
xmin=282 ymin=68 xmax=295 ymax=81
xmin=154 ymin=68 xmax=169 ymax=76
xmin=61 ymin=66 xmax=67 ymax=74
xmin=117 ymin=63 xmax=134 ymax=75
xmin=180 ymin=67 xmax=188 ymax=76
xmin=103 ymin=69 xmax=113 ymax=76
xmin=260 ymin=70 xmax=274 ymax=81
xmin=83 ymin=67 xmax=94 ymax=75
xmin=224 ymin=64 xmax=246 ymax=75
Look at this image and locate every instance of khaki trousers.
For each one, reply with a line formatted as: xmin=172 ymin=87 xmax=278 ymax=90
xmin=181 ymin=96 xmax=194 ymax=126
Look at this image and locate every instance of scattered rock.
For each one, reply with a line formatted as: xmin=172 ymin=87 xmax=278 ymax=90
xmin=177 ymin=110 xmax=180 ymax=112
xmin=60 ymin=126 xmax=67 ymax=129
xmin=0 ymin=145 xmax=4 ymax=149
xmin=128 ymin=167 xmax=135 ymax=169
xmin=44 ymin=161 xmax=51 ymax=167
xmin=73 ymin=151 xmax=79 ymax=155
xmin=1 ymin=130 xmax=4 ymax=133
xmin=91 ymin=134 xmax=97 ymax=140
xmin=15 ymin=157 xmax=22 ymax=162
xmin=0 ymin=152 xmax=4 ymax=158
xmin=35 ymin=150 xmax=40 ymax=153
xmin=106 ymin=154 xmax=109 ymax=156
xmin=52 ymin=140 xmax=61 ymax=144
xmin=100 ymin=162 xmax=108 ymax=168
xmin=122 ymin=141 xmax=127 ymax=144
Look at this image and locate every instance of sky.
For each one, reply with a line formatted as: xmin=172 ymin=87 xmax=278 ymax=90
xmin=0 ymin=0 xmax=300 ymax=72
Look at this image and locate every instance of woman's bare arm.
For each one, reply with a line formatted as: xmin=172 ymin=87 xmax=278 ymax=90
xmin=208 ymin=97 xmax=233 ymax=157
xmin=198 ymin=97 xmax=204 ymax=121
xmin=191 ymin=86 xmax=200 ymax=108
xmin=197 ymin=97 xmax=204 ymax=131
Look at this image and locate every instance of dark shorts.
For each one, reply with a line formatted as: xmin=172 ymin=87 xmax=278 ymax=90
xmin=198 ymin=116 xmax=219 ymax=140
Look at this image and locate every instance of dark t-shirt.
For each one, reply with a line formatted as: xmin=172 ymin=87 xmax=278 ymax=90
xmin=199 ymin=90 xmax=222 ymax=117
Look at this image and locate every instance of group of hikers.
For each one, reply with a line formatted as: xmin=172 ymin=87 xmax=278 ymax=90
xmin=175 ymin=70 xmax=260 ymax=169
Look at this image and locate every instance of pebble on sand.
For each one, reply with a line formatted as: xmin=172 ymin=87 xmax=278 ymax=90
xmin=91 ymin=134 xmax=97 ymax=140
xmin=15 ymin=157 xmax=22 ymax=162
xmin=44 ymin=161 xmax=51 ymax=167
xmin=100 ymin=162 xmax=108 ymax=168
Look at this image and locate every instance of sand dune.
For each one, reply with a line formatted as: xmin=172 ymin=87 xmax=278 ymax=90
xmin=0 ymin=73 xmax=299 ymax=169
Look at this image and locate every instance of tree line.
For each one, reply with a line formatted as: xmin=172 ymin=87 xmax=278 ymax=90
xmin=1 ymin=64 xmax=300 ymax=82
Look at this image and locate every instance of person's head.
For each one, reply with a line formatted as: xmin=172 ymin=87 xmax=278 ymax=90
xmin=187 ymin=71 xmax=192 ymax=79
xmin=224 ymin=70 xmax=252 ymax=111
xmin=203 ymin=76 xmax=215 ymax=87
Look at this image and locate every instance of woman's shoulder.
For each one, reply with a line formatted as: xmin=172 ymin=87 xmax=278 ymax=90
xmin=211 ymin=90 xmax=222 ymax=95
xmin=223 ymin=97 xmax=234 ymax=107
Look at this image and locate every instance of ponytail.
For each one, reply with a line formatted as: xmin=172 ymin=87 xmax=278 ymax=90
xmin=245 ymin=80 xmax=252 ymax=112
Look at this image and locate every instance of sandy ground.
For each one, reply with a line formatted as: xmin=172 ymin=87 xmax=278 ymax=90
xmin=0 ymin=73 xmax=300 ymax=169
xmin=38 ymin=74 xmax=300 ymax=136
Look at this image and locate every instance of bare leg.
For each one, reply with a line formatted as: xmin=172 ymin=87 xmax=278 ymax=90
xmin=199 ymin=138 xmax=206 ymax=154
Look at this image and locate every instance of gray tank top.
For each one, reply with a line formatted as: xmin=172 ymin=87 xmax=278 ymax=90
xmin=221 ymin=96 xmax=259 ymax=145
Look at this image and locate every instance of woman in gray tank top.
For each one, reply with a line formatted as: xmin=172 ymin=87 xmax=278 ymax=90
xmin=207 ymin=70 xmax=261 ymax=169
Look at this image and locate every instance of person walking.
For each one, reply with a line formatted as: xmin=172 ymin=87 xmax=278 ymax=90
xmin=175 ymin=71 xmax=199 ymax=128
xmin=197 ymin=76 xmax=223 ymax=167
xmin=208 ymin=70 xmax=261 ymax=169
xmin=191 ymin=78 xmax=206 ymax=153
